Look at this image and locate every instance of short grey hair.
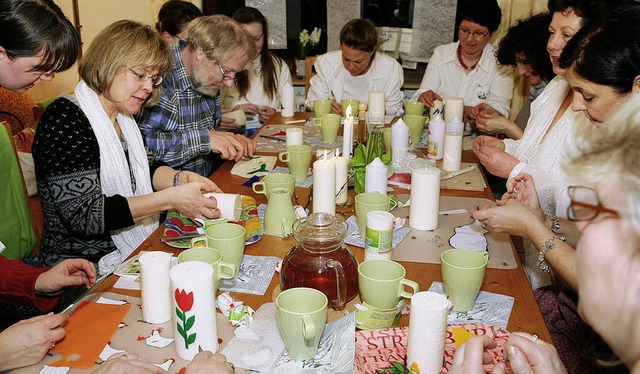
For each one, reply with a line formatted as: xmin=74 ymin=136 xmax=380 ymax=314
xmin=186 ymin=14 xmax=254 ymax=66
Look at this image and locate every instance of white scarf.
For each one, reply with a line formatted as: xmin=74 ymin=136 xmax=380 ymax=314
xmin=75 ymin=80 xmax=158 ymax=275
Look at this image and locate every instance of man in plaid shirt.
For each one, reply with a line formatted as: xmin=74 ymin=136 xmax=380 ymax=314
xmin=138 ymin=15 xmax=256 ymax=177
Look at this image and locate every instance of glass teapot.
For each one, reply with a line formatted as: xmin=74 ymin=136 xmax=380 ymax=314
xmin=280 ymin=212 xmax=359 ymax=310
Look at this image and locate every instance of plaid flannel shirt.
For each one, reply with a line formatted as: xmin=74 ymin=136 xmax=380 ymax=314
xmin=137 ymin=41 xmax=221 ymax=177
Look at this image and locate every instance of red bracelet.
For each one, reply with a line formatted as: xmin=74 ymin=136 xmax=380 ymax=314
xmin=173 ymin=171 xmax=181 ymax=186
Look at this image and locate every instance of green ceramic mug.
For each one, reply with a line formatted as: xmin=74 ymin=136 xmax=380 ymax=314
xmin=404 ymin=101 xmax=425 ymax=116
xmin=278 ymin=144 xmax=312 ymax=182
xmin=276 ymin=287 xmax=328 ymax=361
xmin=383 ymin=127 xmax=392 ymax=155
xmin=358 ymin=260 xmax=419 ymax=309
xmin=252 ymin=173 xmax=295 ymax=198
xmin=441 ymin=249 xmax=489 ymax=311
xmin=312 ymin=113 xmax=341 ymax=143
xmin=355 ymin=192 xmax=391 ymax=239
xmin=178 ymin=247 xmax=236 ymax=289
xmin=341 ymin=99 xmax=360 ymax=117
xmin=312 ymin=99 xmax=332 ymax=117
xmin=191 ymin=223 xmax=246 ymax=277
xmin=402 ymin=114 xmax=427 ymax=145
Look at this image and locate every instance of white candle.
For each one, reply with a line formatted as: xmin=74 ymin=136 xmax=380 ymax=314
xmin=368 ymin=90 xmax=385 ymax=123
xmin=364 ymin=211 xmax=394 ymax=261
xmin=391 ymin=118 xmax=409 ymax=166
xmin=281 ymin=84 xmax=295 ymax=117
xmin=312 ymin=151 xmax=336 ymax=215
xmin=170 ymin=261 xmax=218 ymax=360
xmin=444 ymin=97 xmax=464 ymax=123
xmin=445 ymin=117 xmax=464 ymax=133
xmin=342 ymin=105 xmax=354 ymax=161
xmin=406 ymin=292 xmax=451 ymax=374
xmin=285 ymin=127 xmax=303 ymax=147
xmin=430 ymin=99 xmax=444 ymax=118
xmin=333 ymin=149 xmax=348 ymax=205
xmin=427 ymin=114 xmax=446 ymax=160
xmin=140 ymin=251 xmax=172 ymax=324
xmin=442 ymin=132 xmax=463 ymax=171
xmin=365 ymin=157 xmax=388 ymax=194
xmin=409 ymin=167 xmax=440 ymax=230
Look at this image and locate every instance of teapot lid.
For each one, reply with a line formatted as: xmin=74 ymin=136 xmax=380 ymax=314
xmin=293 ymin=212 xmax=347 ymax=249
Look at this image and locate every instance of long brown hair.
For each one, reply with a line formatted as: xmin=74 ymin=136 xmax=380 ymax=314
xmin=232 ymin=7 xmax=281 ymax=102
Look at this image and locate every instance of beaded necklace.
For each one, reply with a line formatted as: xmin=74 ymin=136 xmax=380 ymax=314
xmin=457 ymin=45 xmax=480 ymax=71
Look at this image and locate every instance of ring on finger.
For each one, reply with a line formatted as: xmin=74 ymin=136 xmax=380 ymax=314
xmin=50 ymin=342 xmax=56 ymax=350
xmin=531 ymin=334 xmax=539 ymax=343
xmin=226 ymin=361 xmax=236 ymax=372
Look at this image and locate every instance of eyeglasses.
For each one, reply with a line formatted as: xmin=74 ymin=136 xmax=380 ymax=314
xmin=459 ymin=27 xmax=490 ymax=39
xmin=217 ymin=62 xmax=236 ymax=82
xmin=126 ymin=66 xmax=163 ymax=86
xmin=567 ymin=186 xmax=620 ymax=221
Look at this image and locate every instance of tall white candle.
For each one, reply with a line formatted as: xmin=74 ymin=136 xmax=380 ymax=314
xmin=365 ymin=157 xmax=388 ymax=194
xmin=444 ymin=97 xmax=464 ymax=123
xmin=427 ymin=114 xmax=446 ymax=160
xmin=342 ymin=105 xmax=354 ymax=161
xmin=140 ymin=251 xmax=172 ymax=324
xmin=364 ymin=211 xmax=394 ymax=261
xmin=442 ymin=132 xmax=463 ymax=171
xmin=368 ymin=90 xmax=385 ymax=123
xmin=391 ymin=118 xmax=409 ymax=166
xmin=285 ymin=127 xmax=303 ymax=147
xmin=445 ymin=117 xmax=464 ymax=133
xmin=406 ymin=292 xmax=451 ymax=374
xmin=281 ymin=84 xmax=295 ymax=117
xmin=170 ymin=261 xmax=218 ymax=360
xmin=409 ymin=167 xmax=440 ymax=230
xmin=333 ymin=149 xmax=348 ymax=205
xmin=312 ymin=151 xmax=336 ymax=215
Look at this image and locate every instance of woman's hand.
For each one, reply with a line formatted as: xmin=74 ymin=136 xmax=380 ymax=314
xmin=185 ymin=351 xmax=234 ymax=374
xmin=176 ymin=171 xmax=223 ymax=193
xmin=0 ymin=313 xmax=67 ymax=372
xmin=449 ymin=335 xmax=507 ymax=374
xmin=500 ymin=173 xmax=544 ymax=221
xmin=233 ymin=103 xmax=260 ymax=119
xmin=503 ymin=333 xmax=568 ymax=374
xmin=35 ymin=259 xmax=96 ymax=294
xmin=417 ymin=90 xmax=442 ymax=107
xmin=171 ymin=182 xmax=221 ymax=221
xmin=472 ymin=199 xmax=541 ymax=237
xmin=473 ymin=138 xmax=518 ymax=178
xmin=472 ymin=135 xmax=505 ymax=152
xmin=257 ymin=106 xmax=275 ymax=123
xmin=94 ymin=353 xmax=166 ymax=374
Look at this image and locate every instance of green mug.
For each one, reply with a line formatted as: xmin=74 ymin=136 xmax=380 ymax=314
xmin=191 ymin=223 xmax=246 ymax=277
xmin=402 ymin=114 xmax=427 ymax=145
xmin=312 ymin=113 xmax=341 ymax=143
xmin=278 ymin=144 xmax=312 ymax=182
xmin=358 ymin=260 xmax=419 ymax=309
xmin=178 ymin=247 xmax=236 ymax=288
xmin=383 ymin=127 xmax=392 ymax=155
xmin=341 ymin=99 xmax=360 ymax=117
xmin=404 ymin=101 xmax=425 ymax=116
xmin=276 ymin=287 xmax=328 ymax=361
xmin=355 ymin=192 xmax=391 ymax=239
xmin=312 ymin=99 xmax=332 ymax=117
xmin=252 ymin=173 xmax=295 ymax=198
xmin=441 ymin=249 xmax=489 ymax=311
xmin=264 ymin=188 xmax=296 ymax=237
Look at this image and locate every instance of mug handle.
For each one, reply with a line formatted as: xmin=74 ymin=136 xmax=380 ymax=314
xmin=479 ymin=250 xmax=490 ymax=261
xmin=278 ymin=152 xmax=290 ymax=162
xmin=327 ymin=259 xmax=346 ymax=310
xmin=312 ymin=117 xmax=322 ymax=126
xmin=216 ymin=261 xmax=236 ymax=280
xmin=301 ymin=314 xmax=316 ymax=341
xmin=252 ymin=182 xmax=266 ymax=195
xmin=190 ymin=236 xmax=207 ymax=247
xmin=398 ymin=278 xmax=420 ymax=299
xmin=280 ymin=217 xmax=292 ymax=238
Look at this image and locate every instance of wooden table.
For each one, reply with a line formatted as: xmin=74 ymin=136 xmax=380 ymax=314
xmin=97 ymin=112 xmax=551 ymax=343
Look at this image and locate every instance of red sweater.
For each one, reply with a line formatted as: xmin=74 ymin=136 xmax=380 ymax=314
xmin=0 ymin=257 xmax=59 ymax=312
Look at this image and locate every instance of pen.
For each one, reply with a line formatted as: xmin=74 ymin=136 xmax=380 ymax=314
xmin=260 ymin=135 xmax=286 ymax=142
xmin=284 ymin=119 xmax=306 ymax=125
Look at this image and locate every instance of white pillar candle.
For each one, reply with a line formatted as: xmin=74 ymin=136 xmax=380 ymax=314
xmin=365 ymin=157 xmax=388 ymax=194
xmin=409 ymin=167 xmax=440 ymax=230
xmin=140 ymin=251 xmax=172 ymax=324
xmin=391 ymin=118 xmax=409 ymax=166
xmin=364 ymin=211 xmax=394 ymax=261
xmin=444 ymin=97 xmax=464 ymax=123
xmin=427 ymin=114 xmax=446 ymax=160
xmin=285 ymin=127 xmax=303 ymax=147
xmin=442 ymin=132 xmax=463 ymax=172
xmin=368 ymin=90 xmax=385 ymax=123
xmin=281 ymin=84 xmax=295 ymax=117
xmin=342 ymin=105 xmax=354 ymax=161
xmin=406 ymin=292 xmax=451 ymax=374
xmin=445 ymin=117 xmax=464 ymax=133
xmin=333 ymin=150 xmax=349 ymax=205
xmin=170 ymin=261 xmax=218 ymax=360
xmin=312 ymin=152 xmax=336 ymax=215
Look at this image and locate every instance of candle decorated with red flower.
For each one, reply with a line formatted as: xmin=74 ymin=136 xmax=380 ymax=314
xmin=170 ymin=262 xmax=218 ymax=360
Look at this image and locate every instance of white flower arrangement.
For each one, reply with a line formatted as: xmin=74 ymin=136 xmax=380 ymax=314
xmin=298 ymin=27 xmax=322 ymax=58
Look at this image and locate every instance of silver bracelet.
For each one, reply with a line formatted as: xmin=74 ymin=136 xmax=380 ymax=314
xmin=546 ymin=213 xmax=560 ymax=234
xmin=537 ymin=235 xmax=566 ymax=272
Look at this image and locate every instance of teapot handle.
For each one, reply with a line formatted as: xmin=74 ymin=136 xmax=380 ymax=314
xmin=327 ymin=259 xmax=346 ymax=311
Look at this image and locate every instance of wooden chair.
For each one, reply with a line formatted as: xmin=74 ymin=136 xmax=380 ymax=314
xmin=305 ymin=55 xmax=316 ymax=97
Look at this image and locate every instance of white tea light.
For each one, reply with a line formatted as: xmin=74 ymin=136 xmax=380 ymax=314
xmin=140 ymin=251 xmax=172 ymax=324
